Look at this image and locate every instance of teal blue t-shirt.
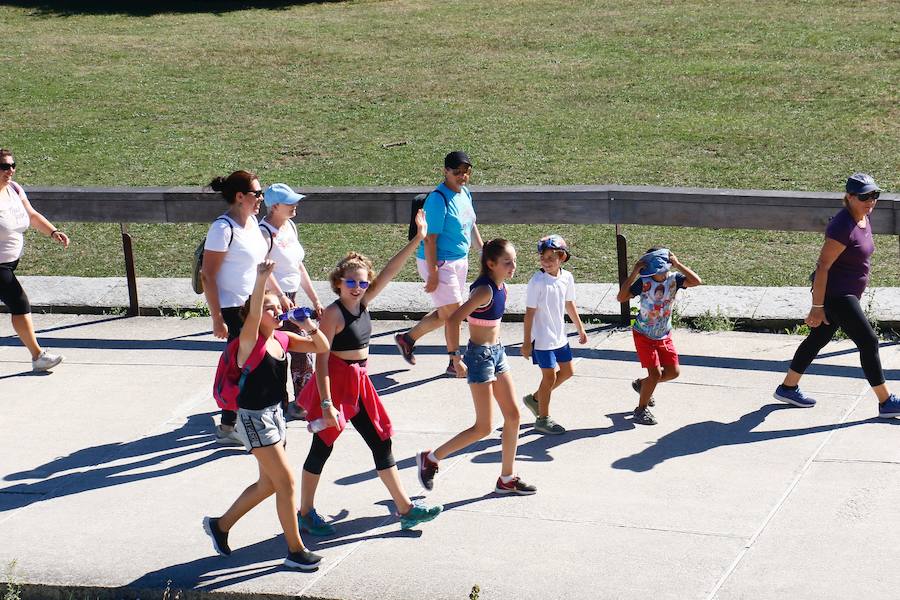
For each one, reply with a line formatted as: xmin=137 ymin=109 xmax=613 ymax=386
xmin=415 ymin=183 xmax=477 ymax=261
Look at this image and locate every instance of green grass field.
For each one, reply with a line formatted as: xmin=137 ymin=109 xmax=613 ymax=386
xmin=3 ymin=0 xmax=898 ymax=285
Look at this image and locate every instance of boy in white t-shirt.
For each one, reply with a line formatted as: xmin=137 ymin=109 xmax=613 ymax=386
xmin=521 ymin=235 xmax=588 ymax=435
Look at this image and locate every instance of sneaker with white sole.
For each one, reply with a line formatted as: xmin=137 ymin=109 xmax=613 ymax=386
xmin=631 ymin=378 xmax=655 ymax=407
xmin=773 ymin=384 xmax=816 ymax=408
xmin=32 ymin=350 xmax=63 ymax=372
xmin=416 ymin=450 xmax=439 ymax=490
xmin=285 ymin=402 xmax=308 ymax=421
xmin=534 ymin=416 xmax=566 ymax=435
xmin=284 ymin=548 xmax=322 ymax=571
xmin=215 ymin=424 xmax=244 ymax=446
xmin=299 ymin=508 xmax=336 ymax=536
xmin=399 ymin=500 xmax=443 ymax=530
xmin=202 ymin=516 xmax=231 ymax=556
xmin=394 ymin=332 xmax=416 ymax=365
xmin=494 ymin=475 xmax=537 ymax=495
xmin=633 ymin=406 xmax=658 ymax=425
xmin=878 ymin=394 xmax=900 ymax=418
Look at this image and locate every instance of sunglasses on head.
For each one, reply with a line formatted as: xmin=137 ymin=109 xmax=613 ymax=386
xmin=245 ymin=190 xmax=264 ymax=199
xmin=0 ymin=163 xmax=16 ymax=171
xmin=856 ymin=191 xmax=880 ymax=201
xmin=341 ymin=278 xmax=370 ymax=289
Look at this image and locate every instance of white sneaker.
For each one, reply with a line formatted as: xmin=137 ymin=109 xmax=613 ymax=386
xmin=32 ymin=350 xmax=63 ymax=372
xmin=215 ymin=425 xmax=244 ymax=446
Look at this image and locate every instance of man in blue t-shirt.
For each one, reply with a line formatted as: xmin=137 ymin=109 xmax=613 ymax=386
xmin=395 ymin=151 xmax=483 ymax=376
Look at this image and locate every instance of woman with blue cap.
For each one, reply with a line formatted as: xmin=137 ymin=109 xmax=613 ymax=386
xmin=260 ymin=183 xmax=324 ymax=419
xmin=774 ymin=173 xmax=898 ymax=417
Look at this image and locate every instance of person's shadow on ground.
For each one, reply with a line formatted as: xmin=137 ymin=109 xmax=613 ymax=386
xmin=0 ymin=412 xmax=237 ymax=511
xmin=612 ymin=404 xmax=900 ymax=472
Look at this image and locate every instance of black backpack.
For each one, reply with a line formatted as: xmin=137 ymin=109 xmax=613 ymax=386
xmin=408 ymin=187 xmax=451 ymax=240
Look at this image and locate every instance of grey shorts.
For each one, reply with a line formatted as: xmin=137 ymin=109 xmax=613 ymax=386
xmin=236 ymin=404 xmax=286 ymax=453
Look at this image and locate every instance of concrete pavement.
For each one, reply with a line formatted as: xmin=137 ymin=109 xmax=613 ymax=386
xmin=1 ymin=314 xmax=898 ymax=599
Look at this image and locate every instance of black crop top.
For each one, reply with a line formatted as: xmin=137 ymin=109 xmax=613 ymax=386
xmin=330 ymin=300 xmax=372 ymax=351
xmin=238 ymin=349 xmax=288 ymax=411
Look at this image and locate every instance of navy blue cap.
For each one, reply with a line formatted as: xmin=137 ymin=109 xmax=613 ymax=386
xmin=846 ymin=173 xmax=880 ymax=195
xmin=444 ymin=151 xmax=472 ymax=169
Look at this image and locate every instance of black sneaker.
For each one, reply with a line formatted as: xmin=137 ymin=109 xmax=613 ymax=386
xmin=284 ymin=548 xmax=323 ymax=571
xmin=633 ymin=406 xmax=658 ymax=426
xmin=202 ymin=516 xmax=231 ymax=556
xmin=631 ymin=378 xmax=655 ymax=407
xmin=417 ymin=450 xmax=439 ymax=490
xmin=394 ymin=333 xmax=416 ymax=365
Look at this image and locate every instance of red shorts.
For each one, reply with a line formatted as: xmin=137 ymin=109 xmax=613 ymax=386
xmin=632 ymin=330 xmax=679 ymax=369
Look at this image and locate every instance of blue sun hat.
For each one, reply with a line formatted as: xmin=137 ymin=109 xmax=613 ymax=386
xmin=537 ymin=234 xmax=571 ymax=262
xmin=639 ymin=248 xmax=671 ymax=277
xmin=264 ymin=183 xmax=305 ymax=207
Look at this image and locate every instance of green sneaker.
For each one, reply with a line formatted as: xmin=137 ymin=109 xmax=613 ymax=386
xmin=299 ymin=508 xmax=336 ymax=536
xmin=522 ymin=394 xmax=539 ymax=418
xmin=400 ymin=500 xmax=443 ymax=530
xmin=534 ymin=416 xmax=566 ymax=435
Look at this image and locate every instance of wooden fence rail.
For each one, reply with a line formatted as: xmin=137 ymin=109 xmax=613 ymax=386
xmin=25 ymin=185 xmax=899 ymax=317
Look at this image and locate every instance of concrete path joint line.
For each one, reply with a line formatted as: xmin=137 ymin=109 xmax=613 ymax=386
xmin=703 ymin=390 xmax=867 ymax=600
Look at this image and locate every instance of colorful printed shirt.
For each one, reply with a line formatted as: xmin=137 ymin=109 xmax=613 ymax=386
xmin=629 ymin=272 xmax=687 ymax=340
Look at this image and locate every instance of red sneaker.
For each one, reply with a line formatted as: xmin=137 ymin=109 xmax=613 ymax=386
xmin=416 ymin=450 xmax=439 ymax=490
xmin=394 ymin=333 xmax=416 ymax=365
xmin=494 ymin=476 xmax=537 ymax=496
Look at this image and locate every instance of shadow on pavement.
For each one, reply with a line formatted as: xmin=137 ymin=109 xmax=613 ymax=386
xmin=0 ymin=412 xmax=237 ymax=511
xmin=612 ymin=404 xmax=900 ymax=472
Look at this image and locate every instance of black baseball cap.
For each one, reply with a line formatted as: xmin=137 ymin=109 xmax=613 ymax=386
xmin=444 ymin=151 xmax=472 ymax=169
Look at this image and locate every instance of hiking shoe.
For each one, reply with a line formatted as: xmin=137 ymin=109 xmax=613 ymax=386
xmin=773 ymin=384 xmax=816 ymax=408
xmin=416 ymin=450 xmax=439 ymax=491
xmin=399 ymin=500 xmax=443 ymax=530
xmin=534 ymin=416 xmax=566 ymax=435
xmin=32 ymin=350 xmax=63 ymax=372
xmin=631 ymin=378 xmax=655 ymax=407
xmin=633 ymin=406 xmax=658 ymax=425
xmin=522 ymin=394 xmax=539 ymax=418
xmin=494 ymin=476 xmax=537 ymax=496
xmin=202 ymin=516 xmax=231 ymax=556
xmin=299 ymin=508 xmax=336 ymax=537
xmin=215 ymin=424 xmax=244 ymax=446
xmin=878 ymin=394 xmax=900 ymax=418
xmin=285 ymin=402 xmax=308 ymax=422
xmin=445 ymin=359 xmax=458 ymax=377
xmin=394 ymin=333 xmax=416 ymax=365
xmin=284 ymin=548 xmax=322 ymax=571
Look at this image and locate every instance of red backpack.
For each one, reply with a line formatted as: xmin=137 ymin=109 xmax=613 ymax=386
xmin=213 ymin=331 xmax=290 ymax=412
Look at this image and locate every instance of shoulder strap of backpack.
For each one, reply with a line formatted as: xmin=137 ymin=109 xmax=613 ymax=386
xmin=216 ymin=216 xmax=235 ymax=248
xmin=260 ymin=221 xmax=275 ymax=255
xmin=9 ymin=181 xmax=23 ymax=196
xmin=433 ymin=186 xmax=451 ymax=206
xmin=236 ymin=334 xmax=269 ymax=391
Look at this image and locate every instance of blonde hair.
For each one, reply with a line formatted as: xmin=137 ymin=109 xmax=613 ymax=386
xmin=329 ymin=252 xmax=376 ymax=294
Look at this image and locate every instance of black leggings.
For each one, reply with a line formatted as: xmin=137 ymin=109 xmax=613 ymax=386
xmin=789 ymin=294 xmax=884 ymax=387
xmin=303 ymin=400 xmax=395 ymax=475
xmin=0 ymin=260 xmax=31 ymax=315
xmin=221 ymin=306 xmax=244 ymax=427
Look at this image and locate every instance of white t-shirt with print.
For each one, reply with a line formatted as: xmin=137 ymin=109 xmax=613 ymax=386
xmin=525 ymin=268 xmax=576 ymax=351
xmin=0 ymin=183 xmax=30 ymax=263
xmin=260 ymin=218 xmax=305 ymax=293
xmin=204 ymin=215 xmax=268 ymax=308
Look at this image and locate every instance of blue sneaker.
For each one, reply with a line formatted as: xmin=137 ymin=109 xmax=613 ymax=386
xmin=399 ymin=500 xmax=442 ymax=530
xmin=773 ymin=385 xmax=816 ymax=408
xmin=878 ymin=394 xmax=900 ymax=418
xmin=299 ymin=508 xmax=336 ymax=536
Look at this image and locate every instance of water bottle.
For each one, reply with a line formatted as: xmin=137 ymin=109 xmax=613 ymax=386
xmin=307 ymin=411 xmax=346 ymax=433
xmin=278 ymin=306 xmax=312 ymax=322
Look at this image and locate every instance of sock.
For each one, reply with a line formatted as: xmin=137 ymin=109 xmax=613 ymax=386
xmin=427 ymin=451 xmax=438 ymax=464
xmin=782 ymin=384 xmax=798 ymax=391
xmin=500 ymin=474 xmax=516 ymax=484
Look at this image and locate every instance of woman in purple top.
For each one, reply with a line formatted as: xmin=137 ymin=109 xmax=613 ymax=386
xmin=774 ymin=173 xmax=898 ymax=417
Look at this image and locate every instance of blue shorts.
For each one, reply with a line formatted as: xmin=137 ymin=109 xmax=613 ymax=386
xmin=463 ymin=341 xmax=510 ymax=384
xmin=531 ymin=343 xmax=573 ymax=369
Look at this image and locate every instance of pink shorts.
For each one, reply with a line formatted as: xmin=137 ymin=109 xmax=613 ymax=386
xmin=632 ymin=330 xmax=679 ymax=369
xmin=416 ymin=257 xmax=468 ymax=308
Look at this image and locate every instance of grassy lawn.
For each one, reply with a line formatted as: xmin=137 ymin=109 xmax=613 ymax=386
xmin=2 ymin=0 xmax=897 ymax=285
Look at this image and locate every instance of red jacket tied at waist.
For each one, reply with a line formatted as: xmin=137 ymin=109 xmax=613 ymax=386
xmin=298 ymin=354 xmax=393 ymax=447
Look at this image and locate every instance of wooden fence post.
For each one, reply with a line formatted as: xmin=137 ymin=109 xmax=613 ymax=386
xmin=120 ymin=223 xmax=139 ymax=316
xmin=615 ymin=223 xmax=630 ymax=325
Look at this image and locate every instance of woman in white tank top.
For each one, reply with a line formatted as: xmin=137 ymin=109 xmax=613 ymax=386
xmin=0 ymin=149 xmax=70 ymax=371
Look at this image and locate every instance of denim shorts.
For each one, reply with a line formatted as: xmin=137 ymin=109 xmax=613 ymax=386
xmin=532 ymin=343 xmax=573 ymax=369
xmin=463 ymin=341 xmax=510 ymax=384
xmin=236 ymin=404 xmax=286 ymax=453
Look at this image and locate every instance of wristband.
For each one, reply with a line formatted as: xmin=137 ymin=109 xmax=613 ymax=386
xmin=811 ymin=304 xmax=824 ymax=308
xmin=50 ymin=229 xmax=60 ymax=238
xmin=447 ymin=350 xmax=461 ymax=357
xmin=320 ymin=399 xmax=333 ymax=410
